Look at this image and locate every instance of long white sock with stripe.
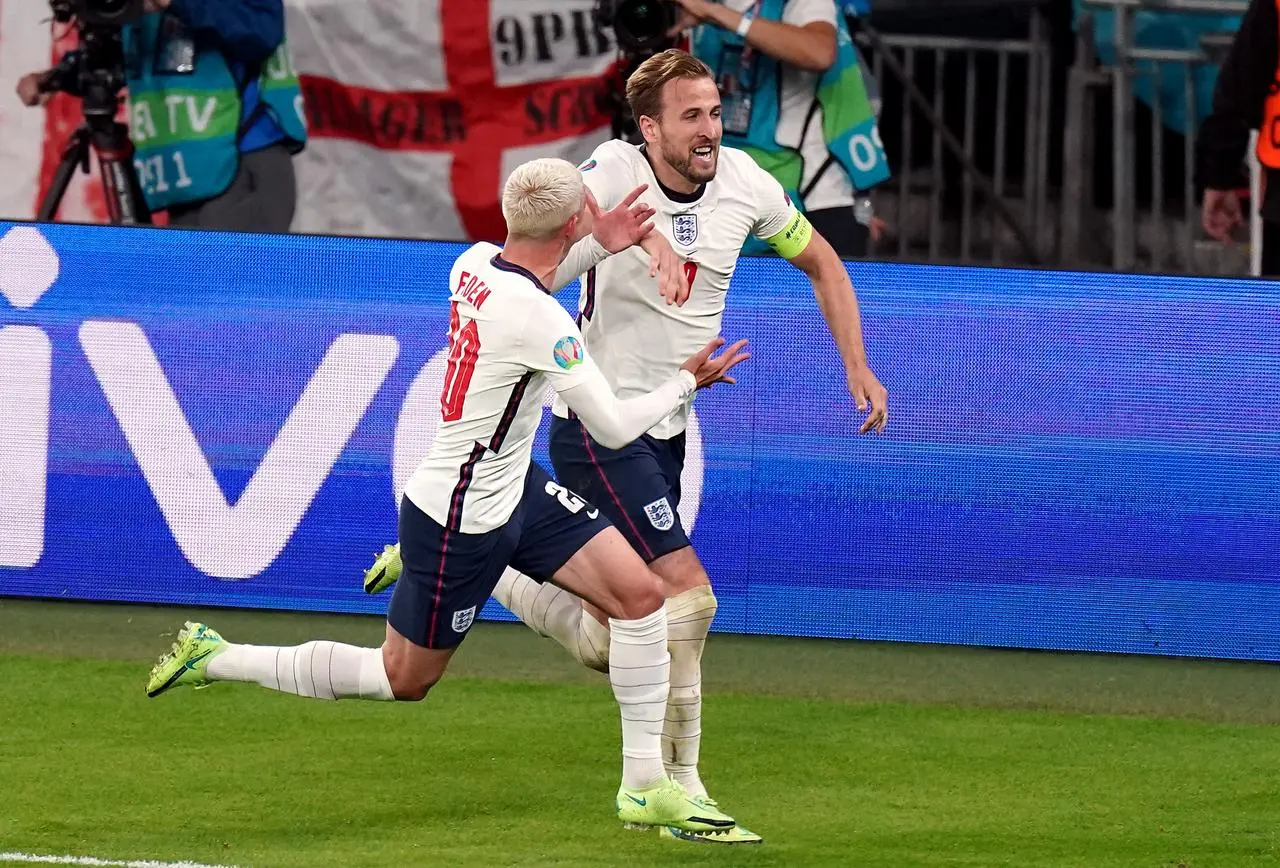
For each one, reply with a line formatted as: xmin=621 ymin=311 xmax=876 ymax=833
xmin=662 ymin=586 xmax=717 ymax=799
xmin=493 ymin=568 xmax=610 ymax=671
xmin=206 ymin=642 xmax=394 ymax=701
xmin=608 ymin=608 xmax=670 ymax=790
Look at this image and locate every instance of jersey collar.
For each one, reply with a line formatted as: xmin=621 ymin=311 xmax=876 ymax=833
xmin=491 ymin=254 xmax=550 ymax=293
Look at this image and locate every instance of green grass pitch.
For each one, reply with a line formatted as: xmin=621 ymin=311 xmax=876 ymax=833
xmin=2 ymin=597 xmax=1279 ymax=867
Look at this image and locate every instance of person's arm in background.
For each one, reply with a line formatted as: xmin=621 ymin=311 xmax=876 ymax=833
xmin=670 ymin=0 xmax=837 ymax=72
xmin=145 ymin=0 xmax=283 ymax=65
xmin=1198 ymin=0 xmax=1276 ymax=242
xmin=15 ymin=70 xmax=55 ymax=106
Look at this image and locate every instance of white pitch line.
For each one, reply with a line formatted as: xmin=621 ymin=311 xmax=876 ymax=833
xmin=0 ymin=853 xmax=237 ymax=868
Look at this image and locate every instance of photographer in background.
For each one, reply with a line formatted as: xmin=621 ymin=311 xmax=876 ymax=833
xmin=672 ymin=0 xmax=890 ymax=258
xmin=17 ymin=0 xmax=307 ymax=233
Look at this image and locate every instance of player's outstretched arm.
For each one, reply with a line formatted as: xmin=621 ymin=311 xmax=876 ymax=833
xmin=766 ymin=212 xmax=889 ymax=435
xmin=556 ymin=338 xmax=750 ymax=450
xmin=750 ymin=159 xmax=889 ymax=434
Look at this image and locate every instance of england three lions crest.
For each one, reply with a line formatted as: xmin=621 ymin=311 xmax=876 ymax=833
xmin=644 ymin=497 xmax=675 ymax=531
xmin=451 ymin=605 xmax=477 ymax=633
xmin=672 ymin=213 xmax=698 ymax=247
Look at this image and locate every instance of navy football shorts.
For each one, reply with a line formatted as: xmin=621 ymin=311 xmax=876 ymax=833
xmin=548 ymin=414 xmax=689 ymax=565
xmin=387 ymin=461 xmax=609 ymax=650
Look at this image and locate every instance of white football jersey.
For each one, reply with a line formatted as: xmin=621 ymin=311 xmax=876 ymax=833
xmin=404 ymin=242 xmax=598 ymax=534
xmin=551 ymin=139 xmax=801 ymax=439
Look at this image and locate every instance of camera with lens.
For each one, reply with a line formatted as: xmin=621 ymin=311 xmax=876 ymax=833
xmin=42 ymin=0 xmax=145 ymax=106
xmin=49 ymin=0 xmax=144 ymax=27
xmin=593 ymin=0 xmax=680 ymax=58
xmin=592 ymin=0 xmax=681 ymax=143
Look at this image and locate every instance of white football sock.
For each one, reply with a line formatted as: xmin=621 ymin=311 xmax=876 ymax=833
xmin=493 ymin=568 xmax=610 ymax=672
xmin=608 ymin=607 xmax=670 ymax=791
xmin=206 ymin=641 xmax=394 ymax=701
xmin=662 ymin=586 xmax=716 ymax=799
xmin=579 ymin=609 xmax=612 ymax=672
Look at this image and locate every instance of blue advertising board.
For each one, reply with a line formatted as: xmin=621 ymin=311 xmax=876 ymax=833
xmin=1 ymin=221 xmax=1277 ymax=660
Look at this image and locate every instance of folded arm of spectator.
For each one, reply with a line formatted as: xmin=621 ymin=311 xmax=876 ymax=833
xmin=670 ymin=0 xmax=836 ymax=72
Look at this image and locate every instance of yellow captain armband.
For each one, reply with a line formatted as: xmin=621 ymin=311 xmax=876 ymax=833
xmin=763 ymin=209 xmax=813 ymax=260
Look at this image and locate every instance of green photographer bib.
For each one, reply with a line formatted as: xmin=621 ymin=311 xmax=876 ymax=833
xmin=124 ymin=12 xmax=307 ymax=211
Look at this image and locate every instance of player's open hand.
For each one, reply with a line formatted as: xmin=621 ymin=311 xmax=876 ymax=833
xmin=681 ymin=337 xmax=751 ymax=390
xmin=639 ymin=233 xmax=691 ymax=306
xmin=847 ymin=364 xmax=889 ymax=434
xmin=588 ymin=185 xmax=656 ymax=254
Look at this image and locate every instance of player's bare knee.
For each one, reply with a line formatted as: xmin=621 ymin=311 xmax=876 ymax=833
xmin=380 ymin=643 xmax=445 ymax=701
xmin=651 ymin=547 xmax=711 ymax=598
xmin=385 ymin=666 xmax=441 ymax=702
xmin=394 ymin=681 xmax=434 ymax=702
xmin=614 ymin=570 xmax=665 ymax=620
xmin=659 ymin=569 xmax=710 ymax=600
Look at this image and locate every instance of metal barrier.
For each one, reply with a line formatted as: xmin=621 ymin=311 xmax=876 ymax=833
xmin=861 ymin=0 xmax=1248 ymax=274
xmin=1065 ymin=0 xmax=1247 ymax=272
xmin=855 ymin=9 xmax=1053 ymax=265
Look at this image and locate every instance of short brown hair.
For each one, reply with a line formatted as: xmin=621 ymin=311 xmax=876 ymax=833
xmin=625 ymin=49 xmax=715 ymax=123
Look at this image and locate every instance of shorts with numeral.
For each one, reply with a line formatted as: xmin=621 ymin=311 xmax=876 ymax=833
xmin=548 ymin=415 xmax=690 ymax=565
xmin=388 ymin=461 xmax=610 ymax=650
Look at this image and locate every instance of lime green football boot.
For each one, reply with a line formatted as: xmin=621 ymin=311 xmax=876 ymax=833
xmin=145 ymin=621 xmax=227 ymax=698
xmin=660 ymin=795 xmax=764 ymax=843
xmin=363 ymin=543 xmax=402 ymax=594
xmin=616 ymin=777 xmax=735 ymax=834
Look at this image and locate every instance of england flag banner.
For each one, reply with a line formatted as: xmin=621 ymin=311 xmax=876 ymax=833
xmin=0 ymin=0 xmax=619 ymax=240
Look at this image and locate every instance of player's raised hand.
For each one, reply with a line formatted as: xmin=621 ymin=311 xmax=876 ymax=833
xmin=639 ymin=233 xmax=691 ymax=306
xmin=680 ymin=337 xmax=751 ymax=390
xmin=847 ymin=364 xmax=889 ymax=434
xmin=588 ymin=186 xmax=656 ymax=254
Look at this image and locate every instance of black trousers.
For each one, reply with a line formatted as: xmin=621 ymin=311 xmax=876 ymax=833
xmin=807 ymin=205 xmax=870 ymax=259
xmin=1264 ymin=219 xmax=1280 ymax=276
xmin=168 ymin=143 xmax=297 ymax=234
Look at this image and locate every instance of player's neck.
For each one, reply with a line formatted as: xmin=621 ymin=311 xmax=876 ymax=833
xmin=497 ymin=238 xmax=562 ymax=291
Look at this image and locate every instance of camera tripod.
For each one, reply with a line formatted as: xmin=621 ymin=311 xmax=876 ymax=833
xmin=36 ymin=75 xmax=151 ymax=225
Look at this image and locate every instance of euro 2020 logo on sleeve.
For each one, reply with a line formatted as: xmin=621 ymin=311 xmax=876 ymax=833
xmin=553 ymin=335 xmax=583 ymax=370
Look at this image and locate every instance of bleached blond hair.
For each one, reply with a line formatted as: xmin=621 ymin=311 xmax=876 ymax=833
xmin=501 ymin=158 xmax=585 ymax=239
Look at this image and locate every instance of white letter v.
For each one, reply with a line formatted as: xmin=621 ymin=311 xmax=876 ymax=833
xmin=79 ymin=321 xmax=399 ymax=579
